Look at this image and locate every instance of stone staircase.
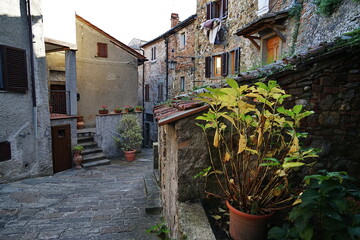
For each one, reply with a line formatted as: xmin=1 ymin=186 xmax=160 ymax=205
xmin=77 ymin=130 xmax=111 ymax=168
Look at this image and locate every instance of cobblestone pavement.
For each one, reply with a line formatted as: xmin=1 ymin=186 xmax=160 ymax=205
xmin=0 ymin=149 xmax=161 ymax=240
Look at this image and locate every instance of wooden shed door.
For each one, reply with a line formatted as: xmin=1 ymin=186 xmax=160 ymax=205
xmin=266 ymin=36 xmax=280 ymax=64
xmin=51 ymin=125 xmax=72 ymax=173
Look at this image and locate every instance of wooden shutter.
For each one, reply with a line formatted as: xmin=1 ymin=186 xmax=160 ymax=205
xmin=222 ymin=0 xmax=228 ymax=17
xmin=205 ymin=56 xmax=212 ymax=78
xmin=221 ymin=52 xmax=229 ymax=77
xmin=145 ymin=84 xmax=150 ymax=101
xmin=154 ymin=47 xmax=156 ymax=60
xmin=3 ymin=46 xmax=28 ymax=93
xmin=97 ymin=43 xmax=107 ymax=58
xmin=234 ymin=48 xmax=241 ymax=74
xmin=206 ymin=2 xmax=212 ymax=20
xmin=0 ymin=141 xmax=11 ymax=162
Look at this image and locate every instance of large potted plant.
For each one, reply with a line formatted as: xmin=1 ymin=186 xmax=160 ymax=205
xmin=195 ymin=79 xmax=318 ymax=240
xmin=113 ymin=114 xmax=143 ymax=161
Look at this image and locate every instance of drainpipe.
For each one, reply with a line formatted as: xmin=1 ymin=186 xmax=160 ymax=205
xmin=26 ymin=0 xmax=37 ymax=136
xmin=140 ymin=48 xmax=145 ymax=147
xmin=165 ymin=38 xmax=169 ymax=100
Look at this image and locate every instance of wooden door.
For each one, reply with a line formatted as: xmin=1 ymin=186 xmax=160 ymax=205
xmin=266 ymin=36 xmax=280 ymax=64
xmin=51 ymin=125 xmax=72 ymax=173
xmin=50 ymin=84 xmax=66 ymax=114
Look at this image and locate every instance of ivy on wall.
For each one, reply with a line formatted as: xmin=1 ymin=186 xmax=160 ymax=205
xmin=315 ymin=0 xmax=360 ymax=16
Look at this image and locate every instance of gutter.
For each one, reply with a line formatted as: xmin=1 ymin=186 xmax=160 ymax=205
xmin=26 ymin=0 xmax=38 ymax=137
xmin=165 ymin=38 xmax=169 ymax=100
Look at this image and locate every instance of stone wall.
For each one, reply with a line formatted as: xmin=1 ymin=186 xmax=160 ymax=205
xmin=267 ymin=46 xmax=360 ymax=176
xmin=95 ymin=112 xmax=142 ymax=157
xmin=194 ymin=0 xmax=359 ymax=85
xmin=0 ymin=0 xmax=52 ymax=183
xmin=158 ymin=112 xmax=214 ymax=239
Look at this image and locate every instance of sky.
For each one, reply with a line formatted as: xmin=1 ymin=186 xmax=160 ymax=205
xmin=43 ymin=0 xmax=197 ymax=45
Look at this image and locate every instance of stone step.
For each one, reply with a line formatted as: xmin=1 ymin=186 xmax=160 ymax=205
xmin=82 ymin=147 xmax=102 ymax=156
xmin=79 ymin=141 xmax=98 ymax=149
xmin=82 ymin=159 xmax=111 ymax=168
xmin=143 ymin=175 xmax=162 ymax=215
xmin=78 ymin=136 xmax=94 ymax=143
xmin=77 ymin=131 xmax=95 ymax=138
xmin=83 ymin=152 xmax=107 ymax=163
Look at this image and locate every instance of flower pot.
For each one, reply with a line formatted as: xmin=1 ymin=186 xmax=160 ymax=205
xmin=99 ymin=110 xmax=109 ymax=114
xmin=114 ymin=110 xmax=122 ymax=114
xmin=73 ymin=153 xmax=83 ymax=169
xmin=135 ymin=108 xmax=142 ymax=112
xmin=226 ymin=201 xmax=273 ymax=240
xmin=77 ymin=116 xmax=85 ymax=129
xmin=124 ymin=150 xmax=136 ymax=162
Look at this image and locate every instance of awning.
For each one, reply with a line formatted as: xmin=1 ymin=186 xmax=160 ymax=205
xmin=45 ymin=37 xmax=77 ymax=53
xmin=235 ymin=10 xmax=289 ymax=50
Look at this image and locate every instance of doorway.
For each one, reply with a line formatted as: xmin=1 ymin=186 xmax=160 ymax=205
xmin=51 ymin=124 xmax=72 ymax=173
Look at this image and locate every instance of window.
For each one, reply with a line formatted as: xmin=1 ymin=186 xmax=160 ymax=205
xmin=145 ymin=84 xmax=150 ymax=102
xmin=180 ymin=33 xmax=186 ymax=48
xmin=206 ymin=0 xmax=228 ymax=20
xmin=180 ymin=77 xmax=185 ymax=92
xmin=158 ymin=84 xmax=163 ymax=102
xmin=151 ymin=47 xmax=156 ymax=61
xmin=146 ymin=113 xmax=154 ymax=122
xmin=97 ymin=42 xmax=108 ymax=58
xmin=0 ymin=45 xmax=28 ymax=93
xmin=213 ymin=55 xmax=222 ymax=77
xmin=257 ymin=0 xmax=269 ymax=16
xmin=205 ymin=47 xmax=241 ymax=78
xmin=0 ymin=141 xmax=11 ymax=162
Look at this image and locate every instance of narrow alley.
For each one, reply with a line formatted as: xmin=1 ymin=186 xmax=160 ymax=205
xmin=0 ymin=149 xmax=160 ymax=240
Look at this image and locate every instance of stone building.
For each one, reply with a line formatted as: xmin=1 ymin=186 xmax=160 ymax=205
xmin=194 ymin=0 xmax=360 ymax=86
xmin=0 ymin=0 xmax=52 ymax=182
xmin=141 ymin=13 xmax=197 ymax=146
xmin=76 ymin=15 xmax=146 ymax=127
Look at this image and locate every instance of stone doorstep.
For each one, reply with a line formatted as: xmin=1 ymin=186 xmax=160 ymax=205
xmin=143 ymin=175 xmax=162 ymax=215
xmin=77 ymin=136 xmax=94 ymax=143
xmin=178 ymin=202 xmax=216 ymax=240
xmin=82 ymin=152 xmax=107 ymax=163
xmin=81 ymin=147 xmax=102 ymax=156
xmin=79 ymin=141 xmax=98 ymax=149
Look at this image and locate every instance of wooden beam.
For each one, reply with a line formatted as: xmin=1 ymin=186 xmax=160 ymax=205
xmin=266 ymin=24 xmax=286 ymax=43
xmin=247 ymin=37 xmax=260 ymax=51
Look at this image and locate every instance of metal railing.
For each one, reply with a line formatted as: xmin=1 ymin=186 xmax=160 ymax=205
xmin=49 ymin=90 xmax=70 ymax=115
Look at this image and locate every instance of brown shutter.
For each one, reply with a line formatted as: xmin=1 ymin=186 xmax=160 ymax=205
xmin=212 ymin=2 xmax=219 ymax=18
xmin=206 ymin=3 xmax=212 ymax=20
xmin=234 ymin=48 xmax=241 ymax=74
xmin=221 ymin=52 xmax=229 ymax=77
xmin=222 ymin=0 xmax=228 ymax=17
xmin=3 ymin=46 xmax=28 ymax=93
xmin=145 ymin=84 xmax=150 ymax=101
xmin=97 ymin=43 xmax=108 ymax=58
xmin=205 ymin=56 xmax=212 ymax=78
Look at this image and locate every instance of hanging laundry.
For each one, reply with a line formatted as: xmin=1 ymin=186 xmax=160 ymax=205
xmin=200 ymin=18 xmax=222 ymax=44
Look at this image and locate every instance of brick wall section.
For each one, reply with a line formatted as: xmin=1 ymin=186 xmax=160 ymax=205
xmin=267 ymin=47 xmax=360 ymax=176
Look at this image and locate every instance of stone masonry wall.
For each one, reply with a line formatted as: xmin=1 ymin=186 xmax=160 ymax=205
xmin=269 ymin=47 xmax=360 ymax=176
xmin=168 ymin=19 xmax=196 ymax=97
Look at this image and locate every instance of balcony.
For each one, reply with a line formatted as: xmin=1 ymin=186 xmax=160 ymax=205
xmin=49 ymin=90 xmax=72 ymax=119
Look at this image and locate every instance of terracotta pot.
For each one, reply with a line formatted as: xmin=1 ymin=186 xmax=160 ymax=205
xmin=99 ymin=110 xmax=109 ymax=114
xmin=135 ymin=108 xmax=142 ymax=112
xmin=114 ymin=110 xmax=122 ymax=114
xmin=73 ymin=153 xmax=83 ymax=169
xmin=124 ymin=150 xmax=136 ymax=162
xmin=226 ymin=201 xmax=273 ymax=240
xmin=124 ymin=109 xmax=129 ymax=113
xmin=77 ymin=121 xmax=85 ymax=129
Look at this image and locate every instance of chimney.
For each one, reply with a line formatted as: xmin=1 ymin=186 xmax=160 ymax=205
xmin=171 ymin=13 xmax=179 ymax=28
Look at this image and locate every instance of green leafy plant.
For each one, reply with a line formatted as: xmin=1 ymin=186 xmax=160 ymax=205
xmin=113 ymin=114 xmax=143 ymax=151
xmin=315 ymin=0 xmax=343 ymax=16
xmin=100 ymin=105 xmax=108 ymax=111
xmin=114 ymin=107 xmax=123 ymax=112
xmin=195 ymin=79 xmax=318 ymax=215
xmin=146 ymin=222 xmax=170 ymax=240
xmin=135 ymin=106 xmax=144 ymax=111
xmin=73 ymin=145 xmax=84 ymax=153
xmin=124 ymin=105 xmax=134 ymax=112
xmin=268 ymin=170 xmax=360 ymax=240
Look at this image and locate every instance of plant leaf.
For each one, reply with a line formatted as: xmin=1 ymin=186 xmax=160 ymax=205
xmin=237 ymin=134 xmax=247 ymax=154
xmin=283 ymin=162 xmax=305 ymax=169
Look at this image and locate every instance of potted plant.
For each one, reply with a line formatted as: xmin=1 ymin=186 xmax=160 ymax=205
xmin=113 ymin=114 xmax=143 ymax=161
xmin=135 ymin=105 xmax=144 ymax=112
xmin=99 ymin=105 xmax=109 ymax=114
xmin=72 ymin=145 xmax=84 ymax=169
xmin=195 ymin=79 xmax=318 ymax=240
xmin=124 ymin=105 xmax=134 ymax=113
xmin=114 ymin=107 xmax=123 ymax=114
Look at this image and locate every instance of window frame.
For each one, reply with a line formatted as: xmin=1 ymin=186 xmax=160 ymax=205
xmin=213 ymin=55 xmax=222 ymax=77
xmin=151 ymin=47 xmax=157 ymax=61
xmin=180 ymin=76 xmax=185 ymax=92
xmin=206 ymin=0 xmax=228 ymax=20
xmin=97 ymin=42 xmax=108 ymax=58
xmin=179 ymin=32 xmax=186 ymax=49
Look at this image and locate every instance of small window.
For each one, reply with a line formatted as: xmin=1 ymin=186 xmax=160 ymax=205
xmin=0 ymin=141 xmax=11 ymax=162
xmin=146 ymin=113 xmax=154 ymax=122
xmin=213 ymin=55 xmax=222 ymax=77
xmin=206 ymin=0 xmax=228 ymax=20
xmin=145 ymin=84 xmax=150 ymax=102
xmin=158 ymin=84 xmax=164 ymax=102
xmin=0 ymin=45 xmax=28 ymax=93
xmin=257 ymin=0 xmax=269 ymax=16
xmin=229 ymin=48 xmax=241 ymax=74
xmin=180 ymin=33 xmax=186 ymax=48
xmin=151 ymin=47 xmax=156 ymax=61
xmin=180 ymin=77 xmax=185 ymax=92
xmin=97 ymin=42 xmax=108 ymax=58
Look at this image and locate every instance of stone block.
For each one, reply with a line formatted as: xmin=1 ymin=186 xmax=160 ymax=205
xmin=348 ymin=74 xmax=360 ymax=82
xmin=320 ymin=76 xmax=334 ymax=86
xmin=323 ymin=86 xmax=339 ymax=94
xmin=318 ymin=111 xmax=340 ymax=127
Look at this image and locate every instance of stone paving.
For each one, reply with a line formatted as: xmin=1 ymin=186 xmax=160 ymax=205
xmin=0 ymin=149 xmax=161 ymax=240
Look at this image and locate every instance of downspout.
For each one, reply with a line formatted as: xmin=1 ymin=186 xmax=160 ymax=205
xmin=140 ymin=48 xmax=145 ymax=147
xmin=165 ymin=38 xmax=169 ymax=100
xmin=26 ymin=0 xmax=37 ymax=137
